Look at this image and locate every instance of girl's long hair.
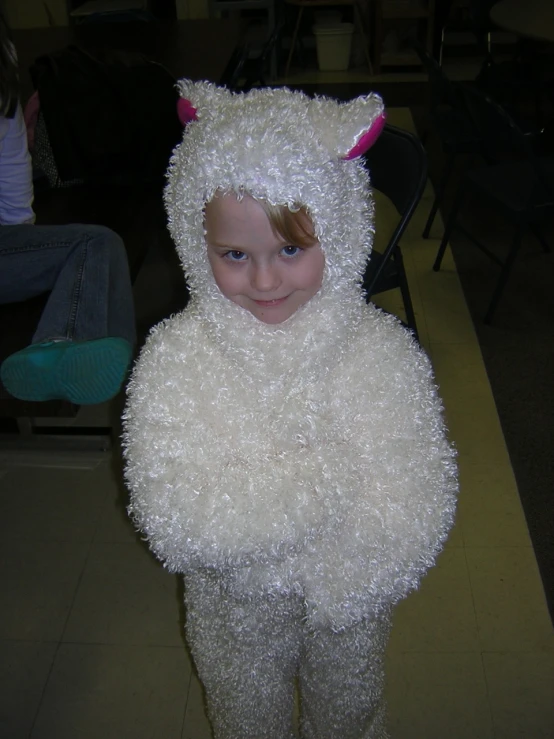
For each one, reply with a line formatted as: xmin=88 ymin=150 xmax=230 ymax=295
xmin=0 ymin=10 xmax=19 ymax=118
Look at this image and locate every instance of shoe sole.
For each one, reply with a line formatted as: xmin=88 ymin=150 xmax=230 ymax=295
xmin=1 ymin=339 xmax=132 ymax=405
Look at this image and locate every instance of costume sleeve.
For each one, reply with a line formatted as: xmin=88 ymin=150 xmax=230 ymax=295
xmin=0 ymin=103 xmax=35 ymax=225
xmin=300 ymin=315 xmax=458 ymax=628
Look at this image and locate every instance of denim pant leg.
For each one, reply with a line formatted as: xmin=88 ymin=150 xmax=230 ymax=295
xmin=0 ymin=223 xmax=136 ymax=346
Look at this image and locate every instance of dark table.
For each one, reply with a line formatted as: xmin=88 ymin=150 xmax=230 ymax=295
xmin=490 ymin=0 xmax=554 ymax=43
xmin=12 ymin=18 xmax=242 ymax=101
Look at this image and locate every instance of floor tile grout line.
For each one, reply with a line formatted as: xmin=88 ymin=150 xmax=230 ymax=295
xmin=27 ymin=502 xmax=110 ymax=736
xmin=180 ymin=669 xmax=195 ymax=739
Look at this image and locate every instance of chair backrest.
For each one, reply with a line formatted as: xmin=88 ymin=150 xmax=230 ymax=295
xmin=362 ymin=124 xmax=428 ymax=294
xmin=219 ymin=43 xmax=251 ymax=90
xmin=468 ymin=0 xmax=496 ymax=36
xmin=365 ymin=124 xmax=427 ymax=217
xmin=461 ymin=83 xmax=527 ymax=151
xmin=242 ymin=20 xmax=283 ymax=89
xmin=461 ymin=84 xmax=553 ymax=200
xmin=412 ymin=39 xmax=464 ymax=112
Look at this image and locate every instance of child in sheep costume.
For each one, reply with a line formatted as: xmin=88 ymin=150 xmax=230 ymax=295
xmin=123 ymin=82 xmax=458 ymax=739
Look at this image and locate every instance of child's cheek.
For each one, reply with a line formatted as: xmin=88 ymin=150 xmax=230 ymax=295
xmin=211 ymin=260 xmax=241 ymax=301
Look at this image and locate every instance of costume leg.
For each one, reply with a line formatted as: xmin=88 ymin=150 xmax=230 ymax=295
xmin=298 ymin=615 xmax=392 ymax=739
xmin=184 ymin=572 xmax=302 ymax=739
xmin=0 ymin=224 xmax=135 ymax=403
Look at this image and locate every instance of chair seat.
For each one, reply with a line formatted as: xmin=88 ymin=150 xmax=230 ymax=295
xmin=465 ymin=156 xmax=554 ymax=217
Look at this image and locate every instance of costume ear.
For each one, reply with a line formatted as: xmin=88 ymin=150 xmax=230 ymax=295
xmin=342 ymin=111 xmax=386 ymax=160
xmin=177 ymin=98 xmax=197 ymax=125
xmin=176 ymin=79 xmax=232 ymax=125
xmin=309 ymin=93 xmax=386 ymax=160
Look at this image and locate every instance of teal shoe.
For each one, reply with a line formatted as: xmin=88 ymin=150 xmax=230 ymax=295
xmin=0 ymin=337 xmax=133 ymax=405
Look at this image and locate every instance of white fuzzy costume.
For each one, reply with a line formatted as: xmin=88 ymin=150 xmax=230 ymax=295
xmin=123 ymin=83 xmax=458 ymax=739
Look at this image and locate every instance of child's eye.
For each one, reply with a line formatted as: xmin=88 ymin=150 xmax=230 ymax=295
xmin=281 ymin=245 xmax=302 ymax=258
xmin=224 ymin=250 xmax=247 ymax=262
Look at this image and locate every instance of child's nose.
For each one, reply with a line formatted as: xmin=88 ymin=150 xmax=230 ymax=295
xmin=251 ymin=263 xmax=281 ymax=292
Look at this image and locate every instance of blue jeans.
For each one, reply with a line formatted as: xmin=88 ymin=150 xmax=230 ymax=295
xmin=0 ymin=223 xmax=136 ymax=346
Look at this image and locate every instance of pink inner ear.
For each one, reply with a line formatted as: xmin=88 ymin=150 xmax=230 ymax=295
xmin=343 ymin=112 xmax=387 ymax=160
xmin=177 ymin=98 xmax=198 ymax=126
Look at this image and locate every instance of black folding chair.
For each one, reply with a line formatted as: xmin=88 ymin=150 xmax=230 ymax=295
xmin=241 ymin=21 xmax=283 ymax=90
xmin=412 ymin=40 xmax=483 ymax=239
xmin=362 ymin=124 xmax=428 ymax=341
xmin=219 ymin=43 xmax=251 ymax=90
xmin=220 ymin=22 xmax=283 ymax=92
xmin=437 ymin=0 xmax=496 ymax=69
xmin=433 ymin=84 xmax=554 ymax=324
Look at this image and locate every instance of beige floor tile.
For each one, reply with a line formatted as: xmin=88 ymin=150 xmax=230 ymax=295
xmin=92 ymin=493 xmax=138 ymax=544
xmin=403 ymin=207 xmax=439 ymax=246
xmin=386 ymin=651 xmax=494 ymax=739
xmin=421 ymin=296 xmax=478 ymax=347
xmin=443 ymin=403 xmax=511 ymax=467
xmin=408 ymin=235 xmax=455 ymax=271
xmin=412 ymin=316 xmax=432 ymax=356
xmin=389 ymin=548 xmax=480 ymax=653
xmin=483 ymin=651 xmax=554 ymax=739
xmin=415 ymin=210 xmax=449 ymax=242
xmin=62 ymin=540 xmax=184 ymax=647
xmin=0 ymin=640 xmax=57 ymax=739
xmin=416 ymin=264 xmax=473 ymax=319
xmin=426 ymin=342 xmax=512 ymax=465
xmin=428 ymin=340 xmax=493 ymax=395
xmin=0 ymin=464 xmax=110 ymax=544
xmin=466 ymin=547 xmax=554 ymax=653
xmin=0 ymin=447 xmax=106 ymax=470
xmin=371 ymin=290 xmax=406 ymax=325
xmin=92 ymin=464 xmax=139 ymax=545
xmin=182 ymin=672 xmax=213 ymax=739
xmin=408 ymin=249 xmax=472 ymax=319
xmin=444 ymin=512 xmax=465 ymax=548
xmin=0 ymin=537 xmax=90 ymax=641
xmin=457 ymin=464 xmax=532 ymax=548
xmin=31 ymin=644 xmax=189 ymax=739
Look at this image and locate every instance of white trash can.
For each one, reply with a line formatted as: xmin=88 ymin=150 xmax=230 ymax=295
xmin=313 ymin=23 xmax=354 ymax=71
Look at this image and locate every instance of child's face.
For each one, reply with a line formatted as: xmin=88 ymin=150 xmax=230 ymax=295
xmin=204 ymin=193 xmax=325 ymax=325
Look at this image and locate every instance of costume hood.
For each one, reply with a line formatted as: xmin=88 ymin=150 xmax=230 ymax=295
xmin=164 ymin=83 xmax=386 ymax=345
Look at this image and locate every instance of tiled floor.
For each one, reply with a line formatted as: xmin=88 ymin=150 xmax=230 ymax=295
xmin=1 ymin=108 xmax=553 ymax=739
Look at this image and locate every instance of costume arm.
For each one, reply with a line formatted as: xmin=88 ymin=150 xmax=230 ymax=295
xmin=303 ymin=317 xmax=458 ymax=627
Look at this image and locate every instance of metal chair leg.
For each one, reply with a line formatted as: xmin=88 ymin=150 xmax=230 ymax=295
xmin=484 ymin=225 xmax=523 ymax=324
xmin=433 ymin=183 xmax=465 ymax=271
xmin=438 ymin=27 xmax=446 ymax=67
xmin=529 ymin=222 xmax=551 ymax=253
xmin=423 ymin=153 xmax=456 ymax=239
xmin=353 ymin=0 xmax=373 ymax=74
xmin=395 ymin=247 xmax=419 ymax=342
xmin=285 ymin=7 xmax=304 ymax=78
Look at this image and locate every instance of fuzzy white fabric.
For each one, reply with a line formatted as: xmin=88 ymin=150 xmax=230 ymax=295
xmin=123 ymin=83 xmax=458 ymax=633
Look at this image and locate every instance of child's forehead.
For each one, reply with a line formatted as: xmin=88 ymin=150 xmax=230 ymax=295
xmin=205 ymin=191 xmax=309 ymax=219
xmin=205 ymin=192 xmax=262 ymax=221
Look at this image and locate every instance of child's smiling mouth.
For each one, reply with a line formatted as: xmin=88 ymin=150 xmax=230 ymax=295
xmin=252 ymin=297 xmax=289 ymax=307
